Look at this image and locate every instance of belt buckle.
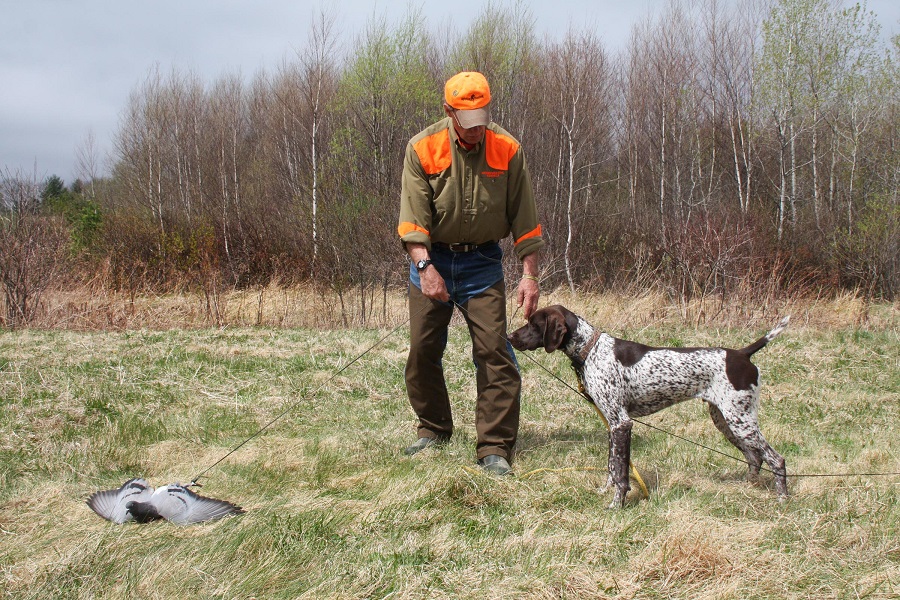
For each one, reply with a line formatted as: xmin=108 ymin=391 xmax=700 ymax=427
xmin=448 ymin=242 xmax=475 ymax=253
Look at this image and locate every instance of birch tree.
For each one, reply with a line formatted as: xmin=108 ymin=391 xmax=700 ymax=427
xmin=544 ymin=29 xmax=611 ymax=291
xmin=759 ymin=0 xmax=843 ymax=238
xmin=272 ymin=11 xmax=337 ymax=268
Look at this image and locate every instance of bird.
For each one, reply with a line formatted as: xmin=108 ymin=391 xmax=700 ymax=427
xmin=87 ymin=478 xmax=244 ymax=525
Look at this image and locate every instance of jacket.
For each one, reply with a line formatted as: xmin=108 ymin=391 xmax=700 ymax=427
xmin=398 ymin=117 xmax=544 ymax=260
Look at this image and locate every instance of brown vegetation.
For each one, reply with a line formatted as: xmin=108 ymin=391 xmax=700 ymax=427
xmin=1 ymin=0 xmax=898 ymax=328
xmin=9 ymin=282 xmax=896 ymax=335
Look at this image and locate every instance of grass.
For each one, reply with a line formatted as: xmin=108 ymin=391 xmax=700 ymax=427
xmin=0 ymin=293 xmax=898 ymax=599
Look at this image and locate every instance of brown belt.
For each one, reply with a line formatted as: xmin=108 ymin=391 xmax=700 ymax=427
xmin=433 ymin=241 xmax=496 ymax=253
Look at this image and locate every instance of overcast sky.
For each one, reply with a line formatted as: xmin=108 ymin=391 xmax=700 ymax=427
xmin=1 ymin=0 xmax=898 ymax=184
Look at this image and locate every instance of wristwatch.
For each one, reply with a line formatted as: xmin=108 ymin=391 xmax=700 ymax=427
xmin=415 ymin=258 xmax=432 ymax=272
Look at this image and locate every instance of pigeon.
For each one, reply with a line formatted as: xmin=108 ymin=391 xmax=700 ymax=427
xmin=87 ymin=478 xmax=244 ymax=525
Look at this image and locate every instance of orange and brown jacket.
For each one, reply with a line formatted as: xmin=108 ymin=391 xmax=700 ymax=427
xmin=398 ymin=117 xmax=544 ymax=260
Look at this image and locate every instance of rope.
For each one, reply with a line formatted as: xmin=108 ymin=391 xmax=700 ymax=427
xmin=188 ymin=305 xmax=425 ymax=486
xmin=187 ymin=288 xmax=897 ymax=490
xmin=632 ymin=417 xmax=900 ymax=480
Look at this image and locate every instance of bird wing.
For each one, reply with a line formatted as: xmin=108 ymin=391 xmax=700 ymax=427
xmin=151 ymin=484 xmax=244 ymax=525
xmin=86 ymin=478 xmax=154 ymax=523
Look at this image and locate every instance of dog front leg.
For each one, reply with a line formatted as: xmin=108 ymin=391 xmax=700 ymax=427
xmin=607 ymin=420 xmax=633 ymax=509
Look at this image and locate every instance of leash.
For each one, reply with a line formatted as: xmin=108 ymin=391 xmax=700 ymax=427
xmin=633 ymin=416 xmax=900 ymax=481
xmin=186 ymin=291 xmax=896 ymax=492
xmin=188 ymin=304 xmax=426 ymax=487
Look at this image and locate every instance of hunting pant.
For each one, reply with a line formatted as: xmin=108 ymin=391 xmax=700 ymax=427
xmin=405 ymin=243 xmax=521 ymax=460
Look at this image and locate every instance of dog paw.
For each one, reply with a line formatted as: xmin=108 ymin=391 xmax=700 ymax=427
xmin=606 ymin=490 xmax=627 ymax=509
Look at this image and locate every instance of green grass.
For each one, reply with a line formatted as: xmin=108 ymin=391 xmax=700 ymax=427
xmin=0 ymin=316 xmax=898 ymax=599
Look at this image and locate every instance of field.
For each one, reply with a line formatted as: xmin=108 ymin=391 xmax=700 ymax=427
xmin=0 ymin=291 xmax=898 ymax=599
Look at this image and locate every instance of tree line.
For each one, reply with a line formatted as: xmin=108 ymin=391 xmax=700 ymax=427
xmin=2 ymin=0 xmax=898 ymax=327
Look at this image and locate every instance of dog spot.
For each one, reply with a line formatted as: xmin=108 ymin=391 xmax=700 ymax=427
xmin=613 ymin=338 xmax=651 ymax=367
xmin=725 ymin=350 xmax=758 ymax=391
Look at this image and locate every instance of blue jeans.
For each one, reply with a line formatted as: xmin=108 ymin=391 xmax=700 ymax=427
xmin=409 ymin=242 xmax=504 ymax=304
xmin=408 ymin=242 xmax=518 ymax=368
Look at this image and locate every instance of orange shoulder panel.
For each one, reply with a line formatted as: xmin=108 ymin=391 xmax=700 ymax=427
xmin=485 ymin=130 xmax=519 ymax=171
xmin=413 ymin=129 xmax=452 ymax=175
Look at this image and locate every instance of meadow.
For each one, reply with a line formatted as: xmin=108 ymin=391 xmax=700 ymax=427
xmin=0 ymin=290 xmax=897 ymax=599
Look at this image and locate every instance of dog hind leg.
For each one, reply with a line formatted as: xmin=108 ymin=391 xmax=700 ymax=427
xmin=748 ymin=431 xmax=788 ymax=498
xmin=709 ymin=402 xmax=788 ymax=498
xmin=707 ymin=402 xmax=763 ymax=479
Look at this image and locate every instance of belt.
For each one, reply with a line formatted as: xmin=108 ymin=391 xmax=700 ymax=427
xmin=433 ymin=241 xmax=496 ymax=253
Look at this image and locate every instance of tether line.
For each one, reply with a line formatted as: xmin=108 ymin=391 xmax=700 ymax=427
xmin=188 ymin=290 xmax=897 ymax=488
xmin=454 ymin=300 xmax=897 ymax=484
xmin=189 ymin=304 xmax=425 ymax=486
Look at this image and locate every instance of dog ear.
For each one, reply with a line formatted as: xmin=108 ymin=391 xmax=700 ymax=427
xmin=542 ymin=310 xmax=568 ymax=352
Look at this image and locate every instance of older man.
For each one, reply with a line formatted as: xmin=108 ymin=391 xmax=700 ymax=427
xmin=397 ymin=71 xmax=544 ymax=475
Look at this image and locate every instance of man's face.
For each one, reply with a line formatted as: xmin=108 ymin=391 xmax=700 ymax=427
xmin=444 ymin=104 xmax=486 ymax=146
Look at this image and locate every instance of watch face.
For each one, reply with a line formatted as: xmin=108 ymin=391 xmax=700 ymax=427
xmin=416 ymin=259 xmax=430 ymax=271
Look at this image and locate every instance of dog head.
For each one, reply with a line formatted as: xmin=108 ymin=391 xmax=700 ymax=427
xmin=508 ymin=305 xmax=579 ymax=353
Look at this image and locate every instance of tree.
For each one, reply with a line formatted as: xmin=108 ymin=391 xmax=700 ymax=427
xmin=543 ymin=29 xmax=612 ymax=291
xmin=41 ymin=175 xmax=102 ymax=251
xmin=0 ymin=171 xmax=70 ymax=327
xmin=75 ymin=130 xmax=102 ymax=199
xmin=326 ymin=8 xmax=436 ymax=321
xmin=758 ymin=0 xmax=837 ymax=238
xmin=825 ymin=2 xmax=885 ymax=231
xmin=272 ymin=10 xmax=338 ymax=270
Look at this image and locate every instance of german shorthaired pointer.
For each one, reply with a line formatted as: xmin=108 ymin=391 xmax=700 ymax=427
xmin=508 ymin=305 xmax=789 ymax=508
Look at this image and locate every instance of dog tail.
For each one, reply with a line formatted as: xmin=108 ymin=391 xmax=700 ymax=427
xmin=739 ymin=316 xmax=790 ymax=357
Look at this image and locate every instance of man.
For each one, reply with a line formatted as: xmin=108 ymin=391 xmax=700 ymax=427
xmin=397 ymin=71 xmax=544 ymax=475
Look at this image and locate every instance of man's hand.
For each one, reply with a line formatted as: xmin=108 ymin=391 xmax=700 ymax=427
xmin=516 ymin=277 xmax=539 ymax=319
xmin=420 ymin=265 xmax=450 ymax=302
xmin=517 ymin=252 xmax=540 ymax=319
xmin=407 ymin=242 xmax=449 ymax=302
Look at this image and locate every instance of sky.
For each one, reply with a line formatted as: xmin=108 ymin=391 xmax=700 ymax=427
xmin=1 ymin=0 xmax=898 ymax=185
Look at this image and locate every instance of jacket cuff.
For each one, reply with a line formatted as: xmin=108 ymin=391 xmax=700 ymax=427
xmin=514 ymin=237 xmax=544 ymax=260
xmin=400 ymin=231 xmax=432 ymax=251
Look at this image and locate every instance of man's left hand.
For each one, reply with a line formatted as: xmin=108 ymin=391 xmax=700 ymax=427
xmin=517 ymin=277 xmax=540 ymax=320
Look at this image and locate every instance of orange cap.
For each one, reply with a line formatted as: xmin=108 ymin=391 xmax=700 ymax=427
xmin=444 ymin=71 xmax=491 ymax=128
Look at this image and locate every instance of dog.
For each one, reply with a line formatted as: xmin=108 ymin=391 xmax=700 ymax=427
xmin=508 ymin=305 xmax=789 ymax=508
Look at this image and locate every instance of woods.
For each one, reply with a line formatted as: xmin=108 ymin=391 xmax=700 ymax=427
xmin=2 ymin=0 xmax=898 ymax=327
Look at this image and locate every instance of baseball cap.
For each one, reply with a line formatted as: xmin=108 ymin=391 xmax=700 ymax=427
xmin=444 ymin=71 xmax=491 ymax=128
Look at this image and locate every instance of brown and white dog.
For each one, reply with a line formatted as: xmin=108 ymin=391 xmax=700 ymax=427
xmin=508 ymin=305 xmax=789 ymax=508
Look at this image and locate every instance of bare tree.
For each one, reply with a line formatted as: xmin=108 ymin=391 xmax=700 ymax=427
xmin=272 ymin=10 xmax=337 ymax=270
xmin=0 ymin=170 xmax=70 ymax=327
xmin=74 ymin=130 xmax=102 ymax=199
xmin=544 ymin=29 xmax=611 ymax=291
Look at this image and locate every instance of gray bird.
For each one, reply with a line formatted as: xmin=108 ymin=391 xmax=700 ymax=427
xmin=87 ymin=478 xmax=244 ymax=525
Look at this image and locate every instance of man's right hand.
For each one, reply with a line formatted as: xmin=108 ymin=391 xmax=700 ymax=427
xmin=420 ymin=265 xmax=450 ymax=302
xmin=407 ymin=242 xmax=449 ymax=302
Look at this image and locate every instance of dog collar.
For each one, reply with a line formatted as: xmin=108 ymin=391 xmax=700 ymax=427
xmin=572 ymin=329 xmax=603 ymax=366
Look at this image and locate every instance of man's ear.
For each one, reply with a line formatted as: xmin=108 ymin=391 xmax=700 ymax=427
xmin=542 ymin=310 xmax=568 ymax=352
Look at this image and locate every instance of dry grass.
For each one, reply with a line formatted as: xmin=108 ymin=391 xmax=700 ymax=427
xmin=0 ymin=289 xmax=897 ymax=598
xmin=13 ymin=282 xmax=898 ymax=334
